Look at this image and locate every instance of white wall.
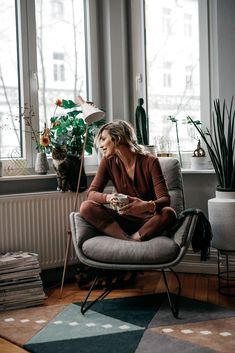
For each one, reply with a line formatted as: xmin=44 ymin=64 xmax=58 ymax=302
xmin=214 ymin=0 xmax=235 ymax=100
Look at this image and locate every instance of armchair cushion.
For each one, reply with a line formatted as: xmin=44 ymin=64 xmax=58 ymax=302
xmin=82 ymin=235 xmax=180 ymax=265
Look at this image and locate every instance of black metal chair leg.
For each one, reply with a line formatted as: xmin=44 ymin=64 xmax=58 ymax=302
xmin=81 ymin=275 xmax=113 ymax=315
xmin=161 ymin=268 xmax=181 ymax=318
xmin=81 ymin=269 xmax=181 ymax=317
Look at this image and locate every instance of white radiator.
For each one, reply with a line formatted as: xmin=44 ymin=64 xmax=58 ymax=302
xmin=0 ymin=192 xmax=87 ymax=269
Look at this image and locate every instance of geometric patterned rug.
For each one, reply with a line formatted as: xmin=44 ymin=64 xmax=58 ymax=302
xmin=0 ymin=294 xmax=235 ymax=353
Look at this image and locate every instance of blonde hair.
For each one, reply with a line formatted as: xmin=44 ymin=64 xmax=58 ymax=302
xmin=95 ymin=120 xmax=146 ymax=154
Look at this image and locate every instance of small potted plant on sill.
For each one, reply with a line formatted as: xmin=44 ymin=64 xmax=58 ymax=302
xmin=34 ymin=126 xmax=50 ymax=175
xmin=186 ymin=118 xmax=209 ymax=170
xmin=187 ymin=97 xmax=235 ymax=251
xmin=168 ymin=116 xmax=183 ymax=167
xmin=22 ymin=104 xmax=51 ymax=174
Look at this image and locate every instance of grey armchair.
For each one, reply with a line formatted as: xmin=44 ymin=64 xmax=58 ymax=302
xmin=70 ymin=158 xmax=198 ymax=318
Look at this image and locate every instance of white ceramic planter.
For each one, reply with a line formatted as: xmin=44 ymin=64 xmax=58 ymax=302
xmin=208 ymin=190 xmax=235 ymax=250
xmin=191 ymin=156 xmax=207 ymax=170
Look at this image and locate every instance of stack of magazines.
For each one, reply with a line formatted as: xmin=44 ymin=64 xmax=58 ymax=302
xmin=0 ymin=252 xmax=46 ymax=311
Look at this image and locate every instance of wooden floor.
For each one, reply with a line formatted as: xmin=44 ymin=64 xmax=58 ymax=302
xmin=1 ymin=271 xmax=235 ymax=353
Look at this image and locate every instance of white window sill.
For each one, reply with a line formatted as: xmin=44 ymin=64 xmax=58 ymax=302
xmin=0 ymin=165 xmax=99 ymax=181
xmin=181 ymin=168 xmax=215 ymax=174
xmin=0 ymin=165 xmax=215 ymax=181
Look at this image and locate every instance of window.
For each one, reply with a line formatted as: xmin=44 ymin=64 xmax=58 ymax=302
xmin=145 ymin=0 xmax=207 ymax=156
xmin=0 ymin=1 xmax=21 ymax=159
xmin=35 ymin=0 xmax=87 ymax=132
xmin=53 ymin=63 xmax=65 ymax=82
xmin=51 ymin=0 xmax=64 ymax=19
xmin=185 ymin=65 xmax=193 ymax=90
xmin=163 ymin=62 xmax=172 ymax=88
xmin=184 ymin=13 xmax=192 ymax=37
xmin=0 ymin=0 xmax=87 ymax=171
xmin=162 ymin=8 xmax=172 ymax=35
xmin=53 ymin=52 xmax=65 ymax=81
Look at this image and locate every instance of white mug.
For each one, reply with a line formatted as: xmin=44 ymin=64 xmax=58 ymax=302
xmin=111 ymin=194 xmax=129 ymax=212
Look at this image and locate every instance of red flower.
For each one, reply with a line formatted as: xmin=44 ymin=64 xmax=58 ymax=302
xmin=40 ymin=135 xmax=50 ymax=147
xmin=55 ymin=99 xmax=62 ymax=106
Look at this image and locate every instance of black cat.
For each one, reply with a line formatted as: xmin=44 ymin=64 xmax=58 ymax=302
xmin=52 ymin=147 xmax=87 ymax=192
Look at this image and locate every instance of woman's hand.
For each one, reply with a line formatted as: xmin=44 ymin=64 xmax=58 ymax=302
xmin=118 ymin=196 xmax=149 ymax=216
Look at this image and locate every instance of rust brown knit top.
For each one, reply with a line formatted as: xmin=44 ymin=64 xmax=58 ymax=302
xmin=87 ymin=154 xmax=170 ymax=210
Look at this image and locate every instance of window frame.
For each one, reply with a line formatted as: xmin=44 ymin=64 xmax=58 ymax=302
xmin=1 ymin=0 xmax=212 ymax=174
xmin=1 ymin=0 xmax=98 ymax=172
xmin=128 ymin=0 xmax=211 ymax=158
xmin=18 ymin=0 xmax=39 ymax=167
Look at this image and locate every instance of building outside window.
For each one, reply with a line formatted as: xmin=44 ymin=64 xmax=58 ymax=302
xmin=53 ymin=52 xmax=65 ymax=82
xmin=163 ymin=62 xmax=172 ymax=88
xmin=162 ymin=8 xmax=172 ymax=35
xmin=145 ymin=0 xmax=204 ymax=157
xmin=184 ymin=13 xmax=193 ymax=37
xmin=35 ymin=0 xmax=86 ymax=134
xmin=0 ymin=1 xmax=21 ymax=160
xmin=0 ymin=0 xmax=87 ymax=170
xmin=185 ymin=65 xmax=193 ymax=90
xmin=51 ymin=0 xmax=64 ymax=19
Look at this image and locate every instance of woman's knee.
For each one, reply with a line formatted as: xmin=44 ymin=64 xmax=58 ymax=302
xmin=79 ymin=200 xmax=97 ymax=219
xmin=162 ymin=206 xmax=177 ymax=223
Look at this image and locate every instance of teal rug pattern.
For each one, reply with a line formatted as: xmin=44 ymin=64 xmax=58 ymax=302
xmin=24 ymin=294 xmax=164 ymax=353
xmin=24 ymin=294 xmax=235 ymax=353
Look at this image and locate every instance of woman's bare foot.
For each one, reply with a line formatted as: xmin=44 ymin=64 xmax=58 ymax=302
xmin=129 ymin=231 xmax=141 ymax=241
xmin=103 ymin=223 xmax=132 ymax=241
xmin=102 ymin=223 xmax=141 ymax=241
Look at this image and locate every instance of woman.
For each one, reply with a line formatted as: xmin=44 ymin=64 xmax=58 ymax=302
xmin=80 ymin=120 xmax=177 ymax=241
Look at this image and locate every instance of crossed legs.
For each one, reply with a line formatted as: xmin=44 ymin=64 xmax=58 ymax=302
xmin=80 ymin=200 xmax=177 ymax=241
xmin=80 ymin=200 xmax=138 ymax=240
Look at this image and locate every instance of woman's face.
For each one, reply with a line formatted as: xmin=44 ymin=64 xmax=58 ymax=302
xmin=99 ymin=129 xmax=116 ymax=157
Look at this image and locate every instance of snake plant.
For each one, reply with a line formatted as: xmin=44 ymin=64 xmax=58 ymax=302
xmin=187 ymin=97 xmax=235 ymax=190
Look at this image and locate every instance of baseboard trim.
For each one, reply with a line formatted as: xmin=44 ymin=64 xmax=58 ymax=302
xmin=175 ymin=248 xmax=235 ymax=275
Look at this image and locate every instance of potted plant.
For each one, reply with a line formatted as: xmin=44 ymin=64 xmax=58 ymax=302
xmin=50 ymin=99 xmax=104 ymax=156
xmin=168 ymin=116 xmax=183 ymax=167
xmin=49 ymin=98 xmax=105 ymax=192
xmin=187 ymin=97 xmax=235 ymax=250
xmin=22 ymin=104 xmax=51 ymax=174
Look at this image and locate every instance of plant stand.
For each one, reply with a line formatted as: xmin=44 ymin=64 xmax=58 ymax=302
xmin=217 ymin=250 xmax=235 ymax=296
